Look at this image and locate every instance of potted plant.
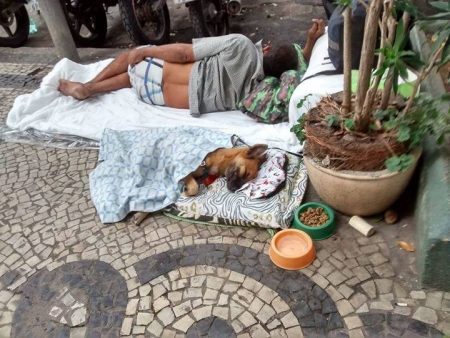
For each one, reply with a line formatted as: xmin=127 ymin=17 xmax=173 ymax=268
xmin=291 ymin=0 xmax=449 ymax=215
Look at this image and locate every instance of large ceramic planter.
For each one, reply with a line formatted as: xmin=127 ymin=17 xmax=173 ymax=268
xmin=303 ymin=148 xmax=422 ymax=216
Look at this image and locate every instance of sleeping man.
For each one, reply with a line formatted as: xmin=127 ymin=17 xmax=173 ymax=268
xmin=59 ymin=19 xmax=325 ymax=116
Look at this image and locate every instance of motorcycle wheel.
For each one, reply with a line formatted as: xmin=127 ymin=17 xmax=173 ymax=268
xmin=62 ymin=0 xmax=107 ymax=47
xmin=189 ymin=0 xmax=229 ymax=38
xmin=119 ymin=0 xmax=170 ymax=45
xmin=0 ymin=5 xmax=29 ymax=48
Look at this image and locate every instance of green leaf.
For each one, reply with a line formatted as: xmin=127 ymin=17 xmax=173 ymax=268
xmin=385 ymin=154 xmax=415 ymax=172
xmin=297 ymin=94 xmax=312 ymax=109
xmin=393 ymin=69 xmax=399 ymax=94
xmin=429 ymin=1 xmax=450 ymax=11
xmin=326 ymin=114 xmax=341 ymax=128
xmin=334 ymin=0 xmax=352 ymax=7
xmin=374 ymin=109 xmax=392 ymax=121
xmin=344 ymin=118 xmax=355 ymax=131
xmin=290 ymin=114 xmax=307 ymax=142
xmin=383 ymin=118 xmax=398 ymax=130
xmin=267 ymin=228 xmax=276 ymax=238
xmin=397 ymin=125 xmax=411 ymax=142
xmin=393 ymin=19 xmax=406 ymax=51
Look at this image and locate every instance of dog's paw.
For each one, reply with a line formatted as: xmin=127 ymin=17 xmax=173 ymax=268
xmin=183 ymin=185 xmax=199 ymax=196
xmin=183 ymin=176 xmax=199 ymax=196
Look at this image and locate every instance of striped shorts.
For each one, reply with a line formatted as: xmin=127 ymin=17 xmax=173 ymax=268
xmin=128 ymin=56 xmax=165 ymax=106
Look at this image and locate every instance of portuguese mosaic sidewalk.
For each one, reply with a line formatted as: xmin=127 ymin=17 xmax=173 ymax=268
xmin=1 ymin=53 xmax=450 ymax=338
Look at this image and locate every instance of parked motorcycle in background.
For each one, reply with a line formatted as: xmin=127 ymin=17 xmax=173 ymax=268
xmin=121 ymin=0 xmax=239 ymax=45
xmin=0 ymin=0 xmax=30 ymax=47
xmin=0 ymin=0 xmax=240 ymax=48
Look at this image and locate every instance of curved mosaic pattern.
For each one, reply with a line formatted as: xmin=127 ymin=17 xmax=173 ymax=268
xmin=11 ymin=261 xmax=127 ymax=338
xmin=124 ymin=266 xmax=303 ymax=336
xmin=133 ymin=244 xmax=346 ymax=337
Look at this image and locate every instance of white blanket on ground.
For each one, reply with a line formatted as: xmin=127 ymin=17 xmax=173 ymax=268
xmin=6 ymin=58 xmax=299 ymax=151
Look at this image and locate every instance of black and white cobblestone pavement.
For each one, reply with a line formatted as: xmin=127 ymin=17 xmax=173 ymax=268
xmin=0 ymin=54 xmax=449 ymax=338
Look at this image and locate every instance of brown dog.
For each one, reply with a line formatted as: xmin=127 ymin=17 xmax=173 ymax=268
xmin=183 ymin=144 xmax=268 ymax=196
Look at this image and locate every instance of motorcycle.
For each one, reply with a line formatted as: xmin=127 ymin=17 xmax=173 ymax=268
xmin=122 ymin=0 xmax=238 ymax=45
xmin=0 ymin=0 xmax=30 ymax=47
xmin=0 ymin=0 xmax=237 ymax=48
xmin=61 ymin=0 xmax=237 ymax=47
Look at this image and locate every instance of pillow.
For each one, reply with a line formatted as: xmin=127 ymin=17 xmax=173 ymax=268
xmin=165 ymin=152 xmax=308 ymax=229
xmin=239 ymin=70 xmax=303 ymax=124
xmin=238 ymin=44 xmax=308 ymax=124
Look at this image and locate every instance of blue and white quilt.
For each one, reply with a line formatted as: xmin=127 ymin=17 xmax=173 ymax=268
xmin=90 ymin=127 xmax=233 ymax=223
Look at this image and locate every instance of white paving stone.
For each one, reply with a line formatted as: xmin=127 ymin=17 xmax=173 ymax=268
xmin=147 ymin=320 xmax=164 ymax=336
xmin=173 ymin=300 xmax=192 ymax=317
xmin=239 ymin=311 xmax=257 ymax=327
xmin=139 ymin=284 xmax=151 ymax=297
xmin=139 ymin=296 xmax=151 ymax=310
xmin=281 ymin=312 xmax=298 ymax=329
xmin=412 ymin=306 xmax=438 ymax=325
xmin=256 ymin=304 xmax=276 ymax=324
xmin=136 ymin=312 xmax=153 ymax=326
xmin=153 ymin=296 xmax=170 ymax=312
xmin=157 ymin=307 xmax=175 ymax=326
xmin=120 ymin=317 xmax=133 ymax=336
xmin=173 ymin=314 xmax=195 ymax=333
xmin=213 ymin=306 xmax=229 ymax=320
xmin=286 ymin=326 xmax=303 ymax=338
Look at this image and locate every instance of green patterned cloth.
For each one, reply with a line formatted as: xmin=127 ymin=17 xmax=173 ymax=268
xmin=239 ymin=43 xmax=307 ymax=124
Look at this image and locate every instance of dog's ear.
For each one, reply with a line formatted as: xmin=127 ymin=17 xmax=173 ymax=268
xmin=246 ymin=144 xmax=268 ymax=160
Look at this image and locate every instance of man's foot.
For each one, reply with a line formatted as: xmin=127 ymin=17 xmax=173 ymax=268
xmin=58 ymin=80 xmax=91 ymax=100
xmin=307 ymin=18 xmax=326 ymax=44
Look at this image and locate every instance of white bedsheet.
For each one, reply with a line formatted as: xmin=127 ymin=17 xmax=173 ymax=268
xmin=7 ymin=58 xmax=299 ymax=151
xmin=288 ymin=29 xmax=343 ymax=126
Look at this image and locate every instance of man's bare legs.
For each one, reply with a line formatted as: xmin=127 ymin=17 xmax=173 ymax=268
xmin=58 ymin=50 xmax=133 ymax=100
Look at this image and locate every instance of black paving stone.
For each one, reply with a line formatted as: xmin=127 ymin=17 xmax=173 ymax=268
xmin=322 ymin=297 xmax=337 ymax=314
xmin=387 ymin=313 xmax=411 ymax=330
xmin=408 ymin=320 xmax=430 ymax=336
xmin=364 ymin=323 xmax=386 ymax=337
xmin=308 ymin=298 xmax=322 ymax=311
xmin=360 ymin=313 xmax=386 ymax=326
xmin=11 ymin=261 xmax=127 ymax=338
xmin=186 ymin=316 xmax=236 ymax=338
xmin=328 ymin=312 xmax=345 ymax=330
xmin=312 ymin=285 xmax=329 ymax=301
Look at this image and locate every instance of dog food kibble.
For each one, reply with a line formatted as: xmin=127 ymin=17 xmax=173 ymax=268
xmin=300 ymin=207 xmax=328 ymax=227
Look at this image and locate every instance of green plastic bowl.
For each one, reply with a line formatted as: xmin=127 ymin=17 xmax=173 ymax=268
xmin=292 ymin=202 xmax=336 ymax=241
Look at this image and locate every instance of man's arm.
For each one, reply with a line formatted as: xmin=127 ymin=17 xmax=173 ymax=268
xmin=128 ymin=43 xmax=195 ymax=65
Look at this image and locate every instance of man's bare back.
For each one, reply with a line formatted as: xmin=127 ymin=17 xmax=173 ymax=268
xmin=162 ymin=62 xmax=192 ymax=109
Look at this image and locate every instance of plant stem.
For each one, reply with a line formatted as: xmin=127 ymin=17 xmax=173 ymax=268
xmin=361 ymin=0 xmax=392 ymax=121
xmin=402 ymin=43 xmax=445 ymax=115
xmin=380 ymin=12 xmax=398 ymax=109
xmin=342 ymin=6 xmax=352 ymax=114
xmin=355 ymin=0 xmax=383 ymax=131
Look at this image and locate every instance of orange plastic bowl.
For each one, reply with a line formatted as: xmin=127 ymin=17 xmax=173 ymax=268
xmin=269 ymin=229 xmax=316 ymax=270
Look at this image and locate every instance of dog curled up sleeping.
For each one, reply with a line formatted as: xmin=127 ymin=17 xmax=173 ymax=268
xmin=183 ymin=144 xmax=269 ymax=196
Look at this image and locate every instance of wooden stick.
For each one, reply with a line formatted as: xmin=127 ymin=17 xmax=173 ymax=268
xmin=342 ymin=6 xmax=352 ymax=114
xmin=354 ymin=0 xmax=383 ymax=129
xmin=360 ymin=0 xmax=392 ymax=119
xmin=380 ymin=13 xmax=399 ymax=109
xmin=349 ymin=216 xmax=376 ymax=237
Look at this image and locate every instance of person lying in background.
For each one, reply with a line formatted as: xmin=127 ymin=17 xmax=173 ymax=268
xmin=59 ymin=19 xmax=325 ymax=117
